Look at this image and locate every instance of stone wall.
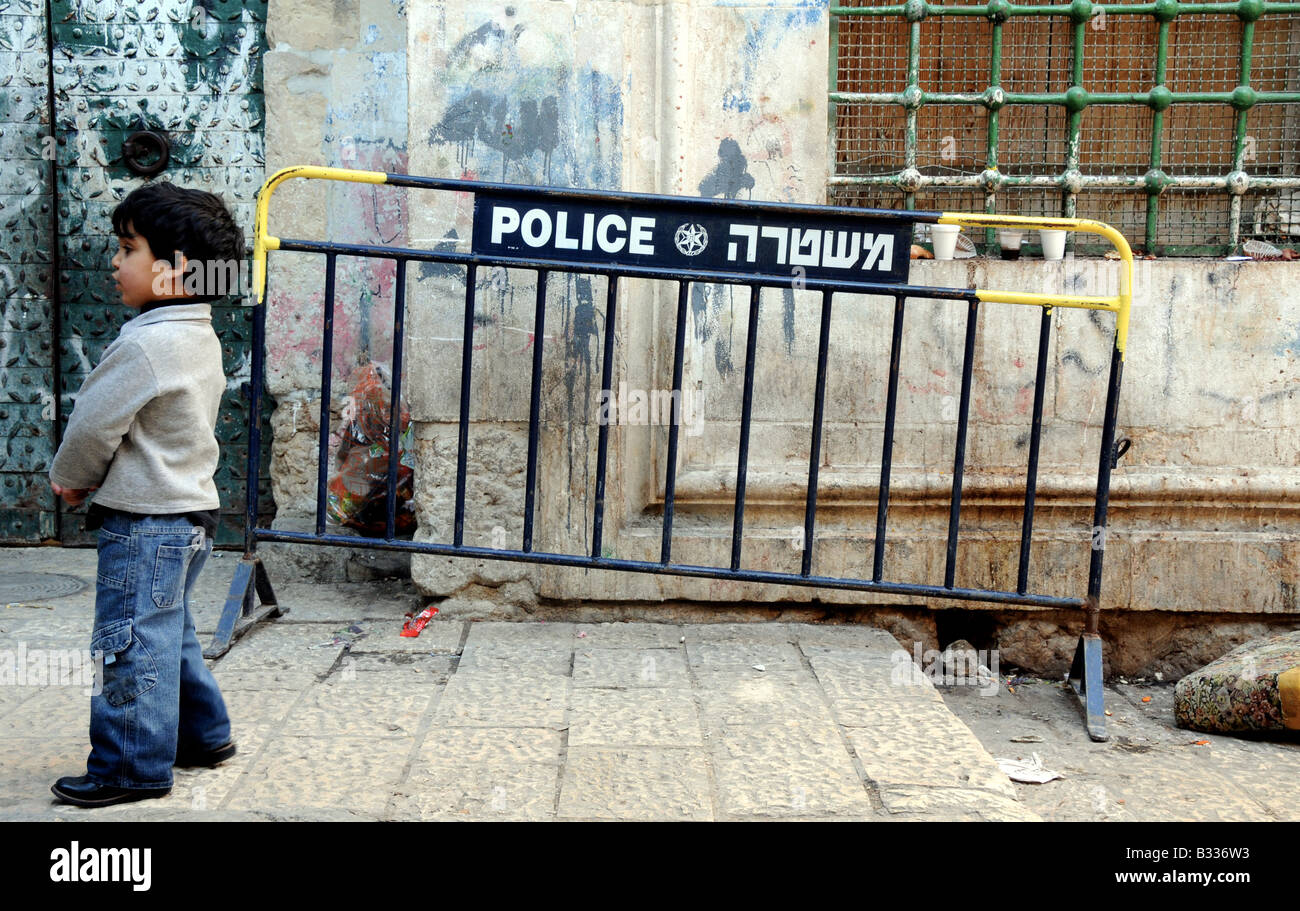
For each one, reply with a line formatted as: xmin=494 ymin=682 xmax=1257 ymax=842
xmin=259 ymin=0 xmax=1299 ymax=670
xmin=259 ymin=0 xmax=411 ymax=578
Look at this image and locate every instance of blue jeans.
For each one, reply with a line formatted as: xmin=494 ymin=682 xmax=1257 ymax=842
xmin=87 ymin=513 xmax=231 ymax=789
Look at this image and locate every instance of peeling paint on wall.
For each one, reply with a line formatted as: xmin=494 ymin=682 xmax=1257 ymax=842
xmin=425 ymin=17 xmax=622 ymax=190
xmin=698 ymin=138 xmax=755 ymax=201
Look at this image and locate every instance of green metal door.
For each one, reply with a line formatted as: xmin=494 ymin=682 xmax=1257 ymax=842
xmin=2 ymin=0 xmax=271 ymax=545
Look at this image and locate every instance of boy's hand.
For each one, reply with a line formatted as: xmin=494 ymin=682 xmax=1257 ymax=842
xmin=51 ymin=483 xmax=96 ymax=507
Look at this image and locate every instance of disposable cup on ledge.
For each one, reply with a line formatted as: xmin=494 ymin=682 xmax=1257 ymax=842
xmin=1039 ymin=228 xmax=1066 ymax=261
xmin=998 ymin=229 xmax=1024 ymax=260
xmin=931 ymin=223 xmax=960 ymax=260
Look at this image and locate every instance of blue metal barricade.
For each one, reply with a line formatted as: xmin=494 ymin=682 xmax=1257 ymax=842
xmin=208 ymin=166 xmax=1135 ymax=741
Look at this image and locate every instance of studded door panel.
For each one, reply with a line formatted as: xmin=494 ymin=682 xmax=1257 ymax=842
xmin=43 ymin=0 xmax=271 ymax=545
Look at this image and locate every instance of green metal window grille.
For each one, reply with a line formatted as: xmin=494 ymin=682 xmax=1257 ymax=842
xmin=830 ymin=1 xmax=1300 ymax=255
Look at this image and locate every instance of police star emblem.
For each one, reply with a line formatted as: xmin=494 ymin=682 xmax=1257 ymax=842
xmin=674 ymin=223 xmax=708 ymax=256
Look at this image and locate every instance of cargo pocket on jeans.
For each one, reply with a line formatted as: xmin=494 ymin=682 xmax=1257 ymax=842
xmin=91 ymin=618 xmax=158 ymax=707
xmin=151 ymin=536 xmax=203 ymax=609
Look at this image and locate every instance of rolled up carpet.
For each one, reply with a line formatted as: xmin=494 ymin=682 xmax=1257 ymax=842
xmin=1174 ymin=631 xmax=1300 ymax=734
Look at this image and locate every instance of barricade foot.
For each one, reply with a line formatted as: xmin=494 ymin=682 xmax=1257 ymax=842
xmin=1067 ymin=632 xmax=1109 ymax=742
xmin=204 ymin=555 xmax=285 ymax=659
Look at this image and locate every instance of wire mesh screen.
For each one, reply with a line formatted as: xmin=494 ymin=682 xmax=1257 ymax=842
xmin=998 ymin=105 xmax=1068 ymax=173
xmin=1164 ymin=105 xmax=1238 ymax=176
xmin=1166 ymin=16 xmax=1241 ymax=93
xmin=1083 ymin=12 xmax=1159 ymax=91
xmin=916 ymin=105 xmax=986 ymax=175
xmin=920 ymin=17 xmax=991 ymax=92
xmin=831 ymin=5 xmax=1300 ymax=255
xmin=1072 ymin=191 xmax=1147 ymax=252
xmin=1076 ymin=106 xmax=1154 ymax=176
xmin=835 ymin=102 xmax=902 ymax=177
xmin=1243 ymin=103 xmax=1300 ymax=176
xmin=1000 ymin=16 xmax=1072 ymax=94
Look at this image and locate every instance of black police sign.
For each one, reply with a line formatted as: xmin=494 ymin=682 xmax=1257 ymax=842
xmin=471 ymin=192 xmax=912 ymax=285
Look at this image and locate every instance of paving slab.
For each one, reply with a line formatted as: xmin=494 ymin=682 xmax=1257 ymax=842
xmin=394 ymin=760 xmax=561 ymax=820
xmin=877 ymin=785 xmax=1042 ymax=821
xmin=26 ymin=545 xmax=1269 ymax=822
xmin=2 ymin=686 xmax=90 ymax=737
xmin=280 ymin=677 xmax=438 ymax=739
xmin=459 ymin=639 xmax=573 ymax=676
xmin=573 ymin=647 xmax=690 ymax=688
xmin=349 ymin=618 xmax=465 ymax=654
xmin=558 ymin=747 xmax=714 ymax=820
xmin=709 ymin=720 xmax=876 ymax=819
xmin=694 ymin=667 xmax=837 ymax=727
xmin=686 ymin=640 xmax=804 ymax=670
xmin=568 ymin=687 xmax=703 ymax=747
xmin=575 ymin=622 xmax=685 ymax=648
xmin=224 ymin=735 xmax=413 ymax=818
xmin=431 ymin=672 xmax=570 ymax=729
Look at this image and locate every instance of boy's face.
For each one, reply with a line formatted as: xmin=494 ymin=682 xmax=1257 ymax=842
xmin=111 ymin=225 xmax=185 ymax=309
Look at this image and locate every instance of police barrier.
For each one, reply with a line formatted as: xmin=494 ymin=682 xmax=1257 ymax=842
xmin=209 ymin=166 xmax=1135 ymax=741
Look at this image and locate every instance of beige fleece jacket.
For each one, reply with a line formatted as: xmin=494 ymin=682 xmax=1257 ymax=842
xmin=50 ymin=303 xmax=224 ymax=513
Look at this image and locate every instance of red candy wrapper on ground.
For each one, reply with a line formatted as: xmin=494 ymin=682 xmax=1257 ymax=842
xmin=400 ymin=606 xmax=439 ymax=638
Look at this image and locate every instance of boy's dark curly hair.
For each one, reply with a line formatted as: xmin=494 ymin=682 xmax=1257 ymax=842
xmin=111 ymin=183 xmax=246 ymax=297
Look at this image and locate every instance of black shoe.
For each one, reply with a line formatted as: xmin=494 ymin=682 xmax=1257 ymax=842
xmin=174 ymin=741 xmax=237 ymax=768
xmin=51 ymin=775 xmax=171 ymax=808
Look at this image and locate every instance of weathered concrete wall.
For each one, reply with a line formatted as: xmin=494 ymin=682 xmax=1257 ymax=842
xmin=258 ymin=0 xmax=1299 ymax=653
xmin=261 ymin=0 xmax=410 ymax=578
xmin=402 ymin=0 xmax=837 ymax=603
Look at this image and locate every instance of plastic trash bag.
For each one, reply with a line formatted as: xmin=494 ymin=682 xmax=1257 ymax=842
xmin=326 ymin=363 xmax=416 ymax=535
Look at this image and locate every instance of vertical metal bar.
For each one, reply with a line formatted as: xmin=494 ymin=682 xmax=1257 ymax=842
xmin=1087 ymin=342 xmax=1126 ymax=605
xmin=904 ymin=19 xmax=920 ymax=169
xmin=873 ymin=295 xmax=906 ymax=582
xmin=522 ymin=270 xmax=548 ymax=553
xmin=1229 ymin=20 xmax=1256 ymax=249
xmin=384 ymin=259 xmax=407 ymax=540
xmin=1146 ymin=20 xmax=1171 ymax=251
xmin=903 ymin=17 xmax=920 ymax=211
xmin=660 ymin=281 xmax=690 ymax=564
xmin=802 ymin=290 xmax=834 ymax=577
xmin=985 ymin=21 xmax=1004 ymax=251
xmin=731 ymin=284 xmax=761 ymax=571
xmin=454 ymin=266 xmax=477 ymax=547
xmin=1017 ymin=306 xmax=1053 ymax=594
xmin=591 ymin=275 xmax=619 ymax=559
xmin=944 ymin=299 xmax=980 ymax=589
xmin=987 ymin=22 xmax=1002 ymax=173
xmin=315 ymin=253 xmax=338 ymax=537
xmin=828 ymin=11 xmax=841 ymax=206
xmin=1063 ymin=18 xmax=1087 ymax=220
xmin=244 ymin=273 xmax=268 ymax=555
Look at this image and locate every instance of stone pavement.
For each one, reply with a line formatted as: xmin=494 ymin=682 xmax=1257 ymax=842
xmin=1 ymin=546 xmax=1297 ymax=821
xmin=943 ymin=673 xmax=1300 ymax=822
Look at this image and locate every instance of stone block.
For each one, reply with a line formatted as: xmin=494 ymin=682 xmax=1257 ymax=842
xmin=267 ymin=0 xmax=358 ymax=50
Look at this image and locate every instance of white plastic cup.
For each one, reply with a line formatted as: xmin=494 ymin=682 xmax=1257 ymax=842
xmin=997 ymin=229 xmax=1025 ymax=260
xmin=1039 ymin=228 xmax=1066 ymax=261
xmin=931 ymin=223 xmax=960 ymax=260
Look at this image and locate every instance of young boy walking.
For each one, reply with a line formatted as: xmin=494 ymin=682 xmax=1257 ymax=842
xmin=49 ymin=182 xmax=245 ymax=808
